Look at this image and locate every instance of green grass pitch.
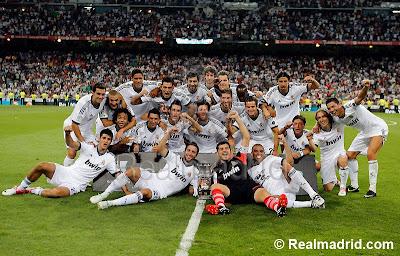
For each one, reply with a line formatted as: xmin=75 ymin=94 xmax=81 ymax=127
xmin=0 ymin=106 xmax=399 ymax=256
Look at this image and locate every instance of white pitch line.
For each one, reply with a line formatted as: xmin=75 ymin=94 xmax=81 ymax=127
xmin=175 ymin=199 xmax=206 ymax=256
xmin=387 ymin=120 xmax=397 ymax=126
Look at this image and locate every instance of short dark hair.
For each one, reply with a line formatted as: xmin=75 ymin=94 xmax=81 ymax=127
xmin=92 ymin=83 xmax=106 ymax=92
xmin=276 ymin=72 xmax=290 ymax=80
xmin=132 ymin=69 xmax=143 ymax=76
xmin=216 ymin=141 xmax=231 ymax=151
xmin=245 ymin=96 xmax=258 ymax=106
xmin=100 ymin=128 xmax=113 ymax=140
xmin=292 ymin=115 xmax=306 ymax=125
xmin=112 ymin=108 xmax=132 ymax=124
xmin=197 ymin=100 xmax=210 ymax=111
xmin=148 ymin=108 xmax=161 ymax=118
xmin=221 ymin=89 xmax=233 ymax=97
xmin=185 ymin=142 xmax=199 ymax=156
xmin=162 ymin=77 xmax=174 ymax=85
xmin=326 ymin=98 xmax=339 ymax=105
xmin=186 ymin=72 xmax=199 ymax=80
xmin=170 ymin=99 xmax=182 ymax=110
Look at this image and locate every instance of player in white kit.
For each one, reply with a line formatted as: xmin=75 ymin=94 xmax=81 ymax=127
xmin=326 ymin=80 xmax=389 ymax=198
xmin=248 ymin=142 xmax=325 ymax=209
xmin=280 ymin=115 xmax=313 ymax=162
xmin=308 ymin=110 xmax=349 ymax=196
xmin=263 ymin=72 xmax=320 ymax=129
xmin=239 ymin=97 xmax=279 ymax=154
xmin=115 ymin=69 xmax=159 ymax=122
xmin=209 ymin=89 xmax=245 ymax=126
xmin=2 ymin=128 xmax=117 ymax=198
xmin=95 ymin=90 xmax=136 ymax=140
xmin=184 ymin=101 xmax=228 ymax=153
xmin=163 ymin=100 xmax=202 ymax=153
xmin=132 ymin=108 xmax=164 ymax=153
xmin=63 ymin=84 xmax=107 ymax=166
xmin=89 ymin=128 xmax=200 ymax=209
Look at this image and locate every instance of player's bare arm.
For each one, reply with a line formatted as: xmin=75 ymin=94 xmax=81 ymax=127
xmin=354 ymin=79 xmax=371 ymax=105
xmin=228 ymin=110 xmax=250 ymax=147
xmin=64 ymin=126 xmax=80 ymax=150
xmin=304 ymin=75 xmax=320 ymax=90
xmin=71 ymin=121 xmax=85 ymax=142
xmin=181 ymin=112 xmax=202 ymax=133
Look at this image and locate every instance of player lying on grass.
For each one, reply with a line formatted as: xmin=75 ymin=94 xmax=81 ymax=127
xmin=205 ymin=111 xmax=288 ymax=217
xmin=89 ymin=127 xmax=200 ymax=210
xmin=307 ymin=109 xmax=349 ymax=196
xmin=2 ymin=127 xmax=117 ymax=198
xmin=249 ymin=142 xmax=325 ymax=209
xmin=326 ymin=79 xmax=389 ymax=198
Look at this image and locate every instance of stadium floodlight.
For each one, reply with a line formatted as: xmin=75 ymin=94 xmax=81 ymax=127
xmin=111 ymin=40 xmax=116 ymax=44
xmin=175 ymin=38 xmax=213 ymax=45
xmin=57 ymin=38 xmax=62 ymax=43
xmin=369 ymin=45 xmax=373 ymax=49
xmin=6 ymin=38 xmax=11 ymax=42
xmin=265 ymin=43 xmax=269 ymax=46
xmin=159 ymin=40 xmax=164 ymax=45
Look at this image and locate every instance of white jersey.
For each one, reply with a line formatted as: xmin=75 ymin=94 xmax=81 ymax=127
xmin=263 ymin=83 xmax=308 ymax=128
xmin=157 ymin=151 xmax=197 ymax=196
xmin=210 ymin=86 xmax=240 ymax=103
xmin=115 ymin=81 xmax=158 ymax=121
xmin=165 ymin=119 xmax=191 ymax=153
xmin=209 ymin=102 xmax=245 ymax=126
xmin=142 ymin=89 xmax=191 ymax=109
xmin=285 ymin=128 xmax=309 ymax=153
xmin=69 ymin=142 xmax=117 ymax=184
xmin=64 ymin=94 xmax=106 ymax=140
xmin=107 ymin=124 xmax=134 ymax=146
xmin=313 ymin=122 xmax=345 ymax=160
xmin=177 ymin=86 xmax=211 ymax=103
xmin=248 ymin=155 xmax=299 ymax=201
xmin=239 ymin=110 xmax=277 ymax=152
xmin=184 ymin=117 xmax=227 ymax=153
xmin=96 ymin=101 xmax=132 ymax=136
xmin=334 ymin=99 xmax=388 ymax=137
xmin=133 ymin=121 xmax=164 ymax=152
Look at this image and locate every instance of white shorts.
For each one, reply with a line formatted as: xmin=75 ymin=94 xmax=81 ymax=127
xmin=63 ymin=118 xmax=96 ymax=148
xmin=47 ymin=163 xmax=87 ymax=195
xmin=131 ymin=169 xmax=168 ymax=200
xmin=348 ymin=126 xmax=388 ymax=155
xmin=320 ymin=151 xmax=346 ymax=185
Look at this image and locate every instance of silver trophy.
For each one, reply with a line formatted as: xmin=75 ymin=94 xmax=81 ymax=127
xmin=197 ymin=163 xmax=212 ymax=200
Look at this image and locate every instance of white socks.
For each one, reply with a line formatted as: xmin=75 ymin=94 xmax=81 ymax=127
xmin=368 ymin=160 xmax=378 ymax=192
xmin=17 ymin=177 xmax=32 ymax=190
xmin=288 ymin=168 xmax=318 ymax=199
xmin=109 ymin=191 xmax=144 ymax=206
xmin=63 ymin=156 xmax=74 ymax=167
xmin=289 ymin=200 xmax=312 ymax=208
xmin=348 ymin=159 xmax=359 ymax=188
xmin=102 ymin=172 xmax=131 ymax=198
xmin=339 ymin=166 xmax=349 ymax=189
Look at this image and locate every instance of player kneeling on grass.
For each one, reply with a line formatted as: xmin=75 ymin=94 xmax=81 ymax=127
xmin=205 ymin=111 xmax=288 ymax=217
xmin=249 ymin=141 xmax=325 ymax=209
xmin=2 ymin=127 xmax=117 ymax=198
xmin=90 ymin=127 xmax=199 ymax=210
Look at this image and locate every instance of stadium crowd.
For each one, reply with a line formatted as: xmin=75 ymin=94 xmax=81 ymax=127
xmin=1 ymin=3 xmax=399 ymax=40
xmin=1 ymin=52 xmax=399 ymax=107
